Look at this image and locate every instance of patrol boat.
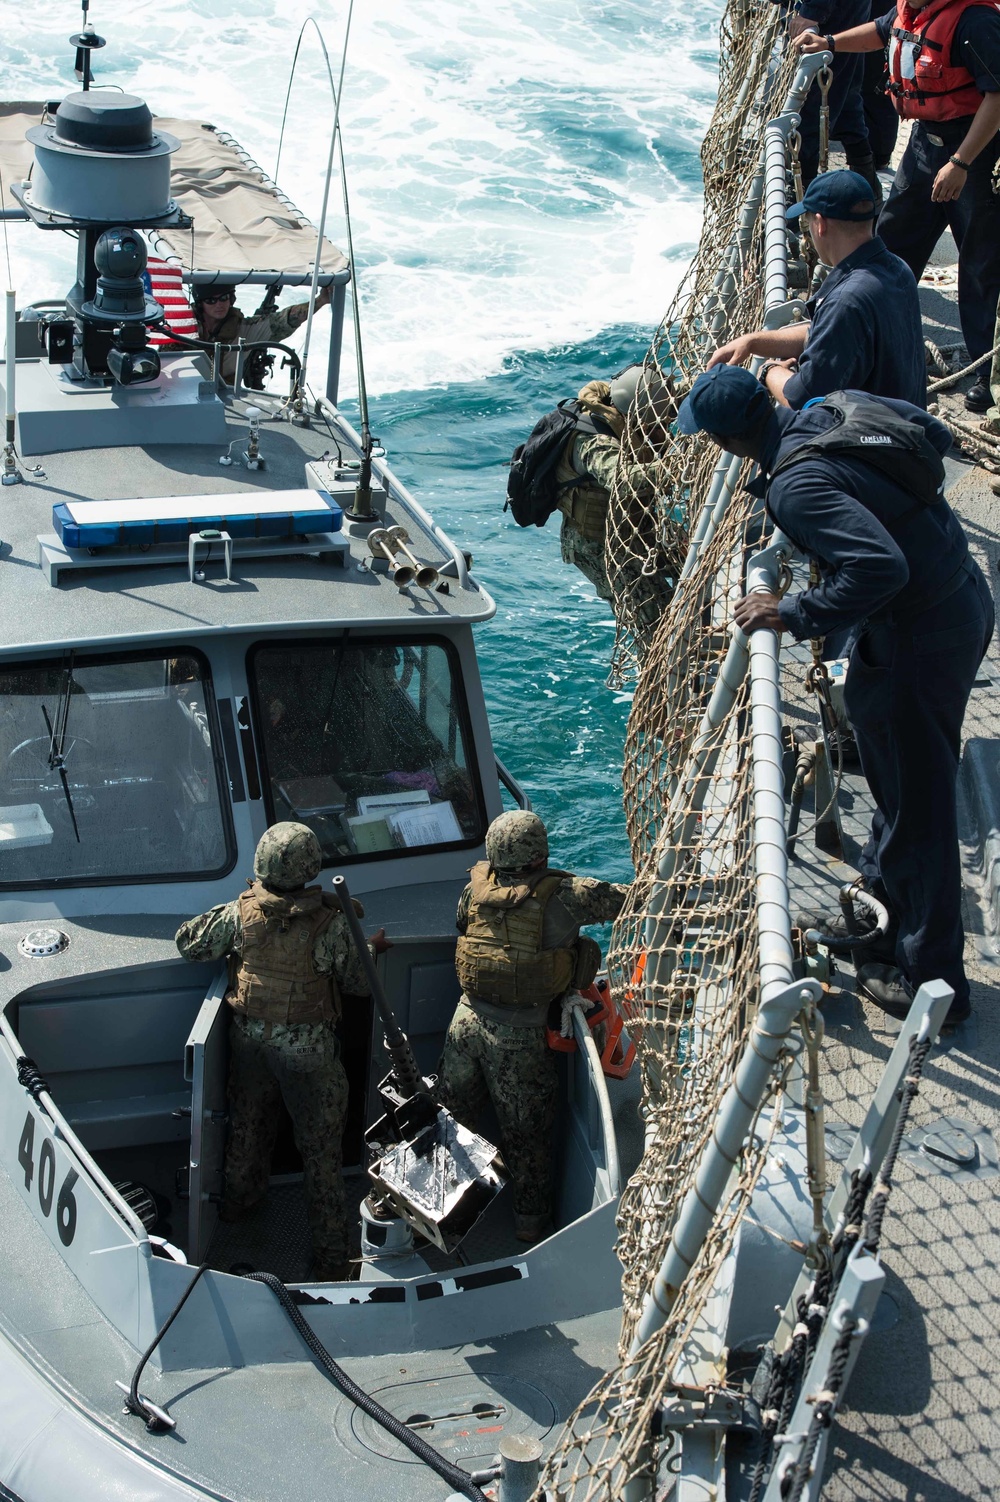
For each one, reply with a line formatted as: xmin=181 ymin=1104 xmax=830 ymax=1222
xmin=0 ymin=19 xmax=653 ymax=1502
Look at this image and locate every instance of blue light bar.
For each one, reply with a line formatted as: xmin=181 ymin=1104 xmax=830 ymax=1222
xmin=53 ymin=489 xmax=344 ymax=551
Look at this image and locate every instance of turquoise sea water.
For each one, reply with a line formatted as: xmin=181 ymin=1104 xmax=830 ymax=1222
xmin=347 ymin=330 xmax=650 ymax=883
xmin=0 ymin=0 xmax=723 ymax=883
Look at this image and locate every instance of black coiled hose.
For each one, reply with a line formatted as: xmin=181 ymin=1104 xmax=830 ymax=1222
xmin=16 ymin=1056 xmax=50 ymax=1102
xmin=244 ymin=1271 xmax=489 ymax=1502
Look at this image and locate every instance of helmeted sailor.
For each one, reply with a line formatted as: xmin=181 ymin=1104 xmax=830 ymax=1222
xmin=175 ymin=821 xmax=388 ymax=1280
xmin=549 ymin=364 xmax=677 ymax=618
xmin=436 ymin=811 xmax=629 ymax=1242
xmin=798 ymin=0 xmax=1000 ymax=412
xmin=677 ymin=365 xmax=993 ymax=1027
xmin=193 ymin=283 xmax=331 ymax=386
xmin=708 ymin=172 xmax=926 ymax=410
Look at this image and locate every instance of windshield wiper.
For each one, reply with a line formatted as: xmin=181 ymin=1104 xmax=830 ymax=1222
xmin=42 ymin=651 xmax=80 ymax=842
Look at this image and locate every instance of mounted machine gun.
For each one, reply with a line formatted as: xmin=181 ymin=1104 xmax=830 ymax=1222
xmin=332 ymin=876 xmax=502 ymax=1253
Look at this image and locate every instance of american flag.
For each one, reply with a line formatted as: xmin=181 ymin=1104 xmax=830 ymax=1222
xmin=142 ymin=255 xmax=200 ymax=346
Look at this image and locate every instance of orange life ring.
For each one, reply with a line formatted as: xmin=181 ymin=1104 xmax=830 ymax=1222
xmin=546 ymin=977 xmax=636 ymax=1078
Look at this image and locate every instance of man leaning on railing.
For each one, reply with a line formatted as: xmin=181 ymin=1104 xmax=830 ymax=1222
xmin=708 ymin=171 xmax=925 ymax=409
xmin=676 ymin=364 xmax=993 ymax=1031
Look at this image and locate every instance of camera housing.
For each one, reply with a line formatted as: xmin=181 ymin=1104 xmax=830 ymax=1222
xmin=78 ymin=226 xmax=164 ymax=385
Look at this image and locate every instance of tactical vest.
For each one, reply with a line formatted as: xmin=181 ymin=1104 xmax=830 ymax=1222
xmin=232 ymin=882 xmax=342 ymax=1027
xmin=888 ymin=0 xmax=995 ymax=121
xmin=455 ymin=864 xmax=580 ymax=1011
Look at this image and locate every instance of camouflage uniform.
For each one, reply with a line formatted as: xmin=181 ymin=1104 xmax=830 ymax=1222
xmin=557 ymin=432 xmax=624 ymax=602
xmin=437 ymin=812 xmax=628 ymax=1235
xmin=175 ymin=824 xmax=371 ymax=1276
xmin=555 ymin=392 xmax=677 ymax=629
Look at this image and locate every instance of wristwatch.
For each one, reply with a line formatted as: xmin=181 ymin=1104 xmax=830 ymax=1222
xmin=825 ymin=33 xmax=836 ymax=51
xmin=758 ymin=359 xmax=797 ymax=386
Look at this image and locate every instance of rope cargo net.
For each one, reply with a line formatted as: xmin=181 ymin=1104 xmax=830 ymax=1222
xmin=532 ymin=5 xmax=809 ymax=1496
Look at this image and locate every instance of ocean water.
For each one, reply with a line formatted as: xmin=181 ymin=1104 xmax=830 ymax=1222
xmin=0 ymin=0 xmax=722 ymax=881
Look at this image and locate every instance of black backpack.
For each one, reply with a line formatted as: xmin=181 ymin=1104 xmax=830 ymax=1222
xmin=505 ymin=399 xmax=617 ymax=528
xmin=770 ymin=391 xmax=946 ymax=511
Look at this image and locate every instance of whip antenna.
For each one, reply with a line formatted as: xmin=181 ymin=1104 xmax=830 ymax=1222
xmin=71 ymin=0 xmax=107 ymax=92
xmin=278 ymin=12 xmax=378 ymax=521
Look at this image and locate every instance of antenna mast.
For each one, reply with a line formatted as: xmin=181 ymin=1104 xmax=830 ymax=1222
xmin=71 ymin=1 xmax=106 ymax=92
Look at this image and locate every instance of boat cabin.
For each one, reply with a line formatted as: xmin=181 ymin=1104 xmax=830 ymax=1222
xmin=0 ymin=89 xmax=638 ymax=1406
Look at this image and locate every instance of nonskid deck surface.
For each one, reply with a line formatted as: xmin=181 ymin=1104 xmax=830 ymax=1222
xmin=0 ymin=1125 xmax=620 ymax=1502
xmin=777 ymin=268 xmax=1000 ymax=1498
xmin=0 ymin=389 xmax=492 ymax=655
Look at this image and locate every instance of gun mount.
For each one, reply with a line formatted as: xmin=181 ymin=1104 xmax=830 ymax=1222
xmin=331 ymin=876 xmax=503 ymax=1253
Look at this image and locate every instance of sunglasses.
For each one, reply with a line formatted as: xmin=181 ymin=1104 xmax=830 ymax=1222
xmin=201 ymin=291 xmax=233 ymax=304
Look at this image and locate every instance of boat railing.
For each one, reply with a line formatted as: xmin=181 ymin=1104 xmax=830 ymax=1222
xmin=0 ymin=1011 xmax=150 ymax=1244
xmin=623 ymin=55 xmax=830 ymax=1399
xmin=495 ymin=754 xmax=532 ymax=810
xmin=320 ymin=400 xmax=475 ymax=591
xmin=570 ymin=1001 xmax=622 ymax=1201
xmin=538 ymin=41 xmax=861 ymax=1499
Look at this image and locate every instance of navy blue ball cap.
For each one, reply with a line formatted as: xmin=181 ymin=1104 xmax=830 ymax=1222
xmin=786 ymin=169 xmax=877 ymax=222
xmin=676 ymin=364 xmax=772 ymax=437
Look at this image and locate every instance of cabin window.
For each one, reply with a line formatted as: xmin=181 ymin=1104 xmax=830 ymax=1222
xmin=249 ymin=636 xmax=485 ymax=863
xmin=0 ymin=650 xmax=235 ymax=888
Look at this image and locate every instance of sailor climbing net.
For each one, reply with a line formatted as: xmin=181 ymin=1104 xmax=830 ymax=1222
xmin=532 ymin=5 xmax=802 ymax=1496
xmin=605 ymin=0 xmax=794 ymax=683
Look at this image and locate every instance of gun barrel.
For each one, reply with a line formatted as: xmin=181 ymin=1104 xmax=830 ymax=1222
xmin=331 ymin=874 xmax=422 ymax=1096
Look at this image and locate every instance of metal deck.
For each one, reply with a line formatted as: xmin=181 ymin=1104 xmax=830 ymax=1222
xmin=774 ymin=237 xmax=1000 ymax=1500
xmin=0 ymin=1138 xmax=621 ymax=1502
xmin=0 ymin=366 xmax=494 ymax=656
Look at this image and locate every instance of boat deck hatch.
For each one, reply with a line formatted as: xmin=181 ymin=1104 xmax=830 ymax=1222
xmin=348 ymin=1370 xmax=556 ymax=1466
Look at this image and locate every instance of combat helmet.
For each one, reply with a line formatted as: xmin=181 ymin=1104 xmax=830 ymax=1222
xmin=610 ymin=362 xmax=677 ymax=425
xmin=254 ymin=821 xmax=322 ymax=892
xmin=485 ymin=811 xmax=549 ymax=874
xmin=609 ymin=364 xmax=644 ymax=415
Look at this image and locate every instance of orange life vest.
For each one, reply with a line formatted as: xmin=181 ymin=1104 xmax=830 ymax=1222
xmin=888 ymin=0 xmax=997 ymax=121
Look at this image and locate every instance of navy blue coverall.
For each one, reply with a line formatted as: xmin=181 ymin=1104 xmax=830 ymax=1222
xmin=875 ymin=5 xmax=1000 ymax=364
xmin=752 ymin=397 xmax=994 ymax=1007
xmin=862 ymin=0 xmax=899 ymax=167
xmin=797 ymin=0 xmax=876 ymax=182
xmin=781 ymin=235 xmax=927 ymax=409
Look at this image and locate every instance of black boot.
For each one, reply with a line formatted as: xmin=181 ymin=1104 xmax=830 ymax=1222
xmin=856 ymin=962 xmax=971 ymax=1027
xmin=965 ymin=375 xmax=993 ymax=413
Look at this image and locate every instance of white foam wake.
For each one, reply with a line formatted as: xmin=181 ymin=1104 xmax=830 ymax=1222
xmin=0 ymin=0 xmax=721 ymax=394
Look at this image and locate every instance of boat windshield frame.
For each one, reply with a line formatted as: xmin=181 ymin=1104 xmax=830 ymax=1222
xmin=246 ymin=630 xmax=488 ymax=868
xmin=0 ymin=645 xmax=237 ymax=891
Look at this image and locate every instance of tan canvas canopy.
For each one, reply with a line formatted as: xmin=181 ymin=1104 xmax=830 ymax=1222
xmin=0 ymin=103 xmax=349 ymax=283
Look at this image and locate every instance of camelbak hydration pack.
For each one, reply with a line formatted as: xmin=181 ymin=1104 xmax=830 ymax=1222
xmin=769 ymin=391 xmax=946 ymax=511
xmin=505 ymin=400 xmax=617 ymax=528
